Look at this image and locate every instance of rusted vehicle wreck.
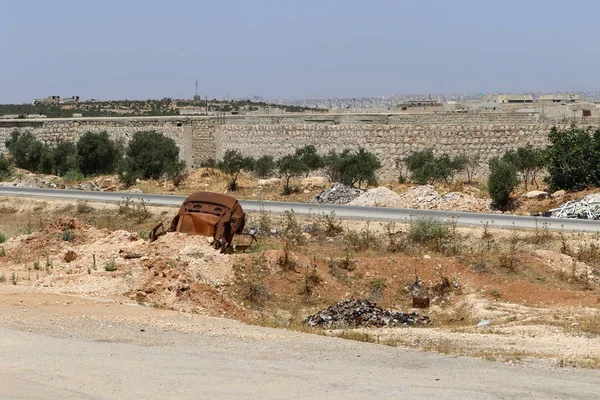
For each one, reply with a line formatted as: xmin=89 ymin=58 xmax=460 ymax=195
xmin=150 ymin=192 xmax=255 ymax=253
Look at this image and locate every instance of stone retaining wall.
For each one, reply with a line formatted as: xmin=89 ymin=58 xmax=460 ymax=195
xmin=1 ymin=113 xmax=598 ymax=179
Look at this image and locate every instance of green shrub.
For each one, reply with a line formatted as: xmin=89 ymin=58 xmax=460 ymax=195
xmin=254 ymin=155 xmax=276 ymax=178
xmin=0 ymin=154 xmax=12 ymax=180
xmin=53 ymin=141 xmax=78 ymax=176
xmin=324 ymin=148 xmax=382 ymax=187
xmin=199 ymin=158 xmax=216 ymax=168
xmin=0 ymin=232 xmax=6 ymax=244
xmin=488 ymin=158 xmax=519 ymax=210
xmin=408 ymin=218 xmax=450 ymax=244
xmin=117 ymin=157 xmax=140 ymax=187
xmin=294 ymin=145 xmax=324 ymax=177
xmin=63 ymin=169 xmax=85 ymax=182
xmin=61 ymin=230 xmax=75 ymax=242
xmin=336 ymin=148 xmax=381 ymax=188
xmin=401 ymin=150 xmax=466 ymax=184
xmin=323 ymin=150 xmax=341 ymax=182
xmin=5 ymin=130 xmax=53 ymax=173
xmin=277 ymin=154 xmax=304 ymax=194
xmin=77 ymin=131 xmax=118 ymax=175
xmin=545 ymin=126 xmax=598 ymax=192
xmin=123 ymin=130 xmax=183 ymax=180
xmin=105 ymin=259 xmax=117 ymax=272
xmin=217 ymin=150 xmax=255 ymax=191
xmin=165 ymin=159 xmax=187 ymax=187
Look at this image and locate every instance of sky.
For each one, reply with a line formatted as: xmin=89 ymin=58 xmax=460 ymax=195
xmin=1 ymin=0 xmax=599 ymax=103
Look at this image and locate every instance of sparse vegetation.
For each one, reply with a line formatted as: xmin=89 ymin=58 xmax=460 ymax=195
xmin=278 ymin=210 xmax=304 ymax=270
xmin=407 ymin=218 xmax=453 ymax=253
xmin=61 ymin=230 xmax=75 ymax=242
xmin=104 ymin=259 xmax=117 ymax=272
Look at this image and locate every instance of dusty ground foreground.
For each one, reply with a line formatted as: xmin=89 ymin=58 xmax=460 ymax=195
xmin=1 ymin=196 xmax=600 ymax=370
xmin=1 ymin=288 xmax=600 ymax=400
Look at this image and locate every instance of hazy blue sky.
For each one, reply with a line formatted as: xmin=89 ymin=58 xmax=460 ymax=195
xmin=1 ymin=0 xmax=598 ymax=103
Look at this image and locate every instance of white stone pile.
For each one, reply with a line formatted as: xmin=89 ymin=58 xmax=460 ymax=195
xmin=348 ymin=185 xmax=490 ymax=212
xmin=550 ymin=194 xmax=600 ymax=219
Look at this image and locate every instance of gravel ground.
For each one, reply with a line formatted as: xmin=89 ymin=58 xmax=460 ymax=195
xmin=1 ymin=287 xmax=599 ymax=400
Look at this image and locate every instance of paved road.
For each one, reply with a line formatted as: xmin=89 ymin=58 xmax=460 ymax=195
xmin=1 ymin=186 xmax=599 ymax=232
xmin=1 ymin=295 xmax=599 ymax=400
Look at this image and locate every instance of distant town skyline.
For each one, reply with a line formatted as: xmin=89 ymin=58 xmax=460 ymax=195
xmin=2 ymin=0 xmax=600 ymax=103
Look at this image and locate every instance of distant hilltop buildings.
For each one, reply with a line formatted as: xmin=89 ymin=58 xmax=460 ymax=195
xmin=31 ymin=95 xmax=80 ymax=105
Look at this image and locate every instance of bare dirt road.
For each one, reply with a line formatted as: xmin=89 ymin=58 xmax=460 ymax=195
xmin=0 ymin=288 xmax=598 ymax=400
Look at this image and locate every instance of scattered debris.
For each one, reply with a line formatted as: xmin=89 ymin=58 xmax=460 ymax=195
xmin=550 ymin=194 xmax=600 ymax=219
xmin=407 ymin=276 xmax=430 ymax=308
xmin=304 ymin=298 xmax=430 ymax=328
xmin=476 ymin=319 xmax=492 ymax=328
xmin=0 ymin=176 xmax=59 ymax=189
xmin=307 ymin=183 xmax=364 ymax=205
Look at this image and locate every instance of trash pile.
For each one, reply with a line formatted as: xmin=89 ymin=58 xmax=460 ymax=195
xmin=550 ymin=194 xmax=600 ymax=219
xmin=347 ymin=185 xmax=490 ymax=212
xmin=304 ymin=298 xmax=430 ymax=328
xmin=307 ymin=183 xmax=364 ymax=204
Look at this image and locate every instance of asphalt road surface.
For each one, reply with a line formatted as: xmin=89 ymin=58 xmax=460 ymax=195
xmin=1 ymin=306 xmax=599 ymax=400
xmin=1 ymin=186 xmax=599 ymax=232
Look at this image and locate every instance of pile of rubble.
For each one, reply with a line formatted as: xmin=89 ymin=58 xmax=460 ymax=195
xmin=0 ymin=176 xmax=60 ymax=189
xmin=307 ymin=183 xmax=364 ymax=204
xmin=347 ymin=185 xmax=490 ymax=212
xmin=550 ymin=194 xmax=600 ymax=219
xmin=0 ymin=173 xmax=117 ymax=192
xmin=304 ymin=298 xmax=430 ymax=328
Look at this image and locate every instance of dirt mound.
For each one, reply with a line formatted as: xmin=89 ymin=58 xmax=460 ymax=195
xmin=149 ymin=233 xmax=234 ymax=286
xmin=48 ymin=217 xmax=89 ymax=232
xmin=2 ymin=221 xmax=238 ymax=316
xmin=347 ymin=187 xmax=403 ymax=207
xmin=304 ymin=298 xmax=430 ymax=328
xmin=134 ymin=257 xmax=242 ymax=317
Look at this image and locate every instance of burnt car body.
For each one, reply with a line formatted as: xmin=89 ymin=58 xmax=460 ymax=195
xmin=150 ymin=192 xmax=255 ymax=253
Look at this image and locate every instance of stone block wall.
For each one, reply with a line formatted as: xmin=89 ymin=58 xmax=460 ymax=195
xmin=0 ymin=116 xmax=195 ymax=167
xmin=1 ymin=113 xmax=599 ymax=180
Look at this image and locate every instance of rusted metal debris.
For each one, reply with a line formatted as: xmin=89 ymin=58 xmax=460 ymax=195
xmin=407 ymin=275 xmax=431 ymax=309
xmin=304 ymin=298 xmax=430 ymax=328
xmin=150 ymin=192 xmax=256 ymax=253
